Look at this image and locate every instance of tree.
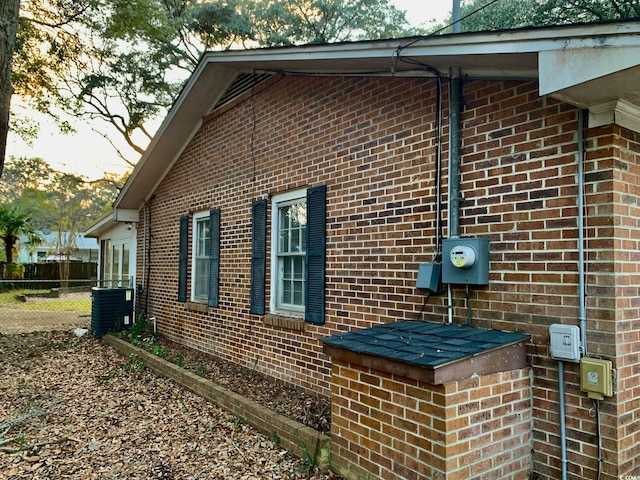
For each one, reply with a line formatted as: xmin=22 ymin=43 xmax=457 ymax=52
xmin=243 ymin=0 xmax=409 ymax=46
xmin=431 ymin=0 xmax=640 ymax=33
xmin=0 ymin=0 xmax=21 ymax=178
xmin=0 ymin=204 xmax=41 ymax=266
xmin=12 ymin=0 xmax=412 ymax=168
xmin=0 ymin=155 xmax=121 ymax=249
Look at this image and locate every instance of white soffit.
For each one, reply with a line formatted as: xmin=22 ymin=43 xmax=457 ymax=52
xmin=539 ymin=45 xmax=640 ymax=132
xmin=539 ymin=46 xmax=640 ymax=98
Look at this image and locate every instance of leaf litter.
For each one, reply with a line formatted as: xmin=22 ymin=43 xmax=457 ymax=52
xmin=0 ymin=330 xmax=340 ymax=479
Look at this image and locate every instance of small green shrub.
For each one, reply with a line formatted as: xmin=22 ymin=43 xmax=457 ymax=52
xmin=229 ymin=417 xmax=246 ymax=426
xmin=149 ymin=344 xmax=167 ymax=358
xmin=123 ymin=354 xmax=145 ymax=374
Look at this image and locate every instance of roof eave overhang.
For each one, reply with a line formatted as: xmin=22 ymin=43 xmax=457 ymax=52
xmin=114 ymin=21 xmax=640 ymax=210
xmin=84 ymin=209 xmax=139 ymax=238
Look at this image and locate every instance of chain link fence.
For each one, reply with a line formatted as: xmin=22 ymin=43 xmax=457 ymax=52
xmin=0 ymin=279 xmax=133 ymax=334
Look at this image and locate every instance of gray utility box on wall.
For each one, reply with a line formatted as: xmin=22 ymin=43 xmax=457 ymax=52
xmin=442 ymin=238 xmax=490 ymax=285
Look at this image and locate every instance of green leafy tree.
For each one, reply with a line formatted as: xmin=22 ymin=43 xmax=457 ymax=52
xmin=0 ymin=204 xmax=42 ymax=267
xmin=244 ymin=0 xmax=409 ymax=46
xmin=431 ymin=0 xmax=640 ymax=33
xmin=0 ymin=156 xmax=121 ymax=277
xmin=12 ymin=0 xmax=412 ymax=168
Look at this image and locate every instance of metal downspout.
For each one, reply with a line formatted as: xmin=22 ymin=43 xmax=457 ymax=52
xmin=447 ymin=73 xmax=463 ymax=324
xmin=449 ymin=73 xmax=463 ymax=238
xmin=578 ymin=110 xmax=587 ymax=355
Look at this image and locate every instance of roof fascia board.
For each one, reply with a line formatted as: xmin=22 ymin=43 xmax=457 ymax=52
xmin=199 ymin=22 xmax=640 ymax=67
xmin=113 ymin=209 xmax=139 ymax=223
xmin=84 ymin=212 xmax=114 ymax=238
xmin=115 ymin=64 xmax=237 ymax=209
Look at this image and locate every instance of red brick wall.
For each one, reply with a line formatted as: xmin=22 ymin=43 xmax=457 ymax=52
xmin=608 ymin=127 xmax=640 ymax=476
xmin=136 ymin=75 xmax=638 ymax=478
xmin=330 ymin=360 xmax=532 ymax=480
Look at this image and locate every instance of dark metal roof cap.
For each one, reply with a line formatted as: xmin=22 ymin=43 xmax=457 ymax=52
xmin=321 ymin=320 xmax=529 ymax=368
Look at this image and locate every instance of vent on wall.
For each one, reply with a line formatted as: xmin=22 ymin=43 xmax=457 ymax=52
xmin=213 ymin=73 xmax=273 ymax=110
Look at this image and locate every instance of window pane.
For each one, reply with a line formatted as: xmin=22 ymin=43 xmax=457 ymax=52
xmin=194 ymin=258 xmax=209 ymax=299
xmin=122 ymin=244 xmax=130 ymax=285
xmin=196 ymin=218 xmax=210 ymax=256
xmin=275 ymin=197 xmax=307 ymax=311
xmin=193 ymin=215 xmax=211 ymax=301
xmin=279 ymin=229 xmax=290 ymax=253
xmin=112 ymin=245 xmax=120 ymax=285
xmin=282 ymin=279 xmax=292 ymax=304
xmin=294 ymin=256 xmax=303 ymax=279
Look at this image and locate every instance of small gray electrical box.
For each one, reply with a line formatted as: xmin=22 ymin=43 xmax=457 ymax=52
xmin=550 ymin=324 xmax=581 ymax=362
xmin=442 ymin=238 xmax=489 ymax=285
xmin=416 ymin=263 xmax=443 ymax=294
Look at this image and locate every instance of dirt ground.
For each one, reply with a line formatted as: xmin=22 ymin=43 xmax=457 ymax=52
xmin=0 ymin=310 xmax=88 ymax=335
xmin=0 ymin=315 xmax=339 ymax=479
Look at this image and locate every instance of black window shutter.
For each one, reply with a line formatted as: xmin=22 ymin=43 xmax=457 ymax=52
xmin=208 ymin=209 xmax=221 ymax=307
xmin=305 ymin=185 xmax=326 ymax=324
xmin=178 ymin=215 xmax=189 ymax=302
xmin=250 ymin=199 xmax=267 ymax=315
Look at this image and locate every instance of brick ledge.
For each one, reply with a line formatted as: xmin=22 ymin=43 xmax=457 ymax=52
xmin=264 ymin=314 xmax=306 ymax=331
xmin=104 ymin=334 xmax=330 ymax=469
xmin=184 ymin=302 xmax=208 ymax=313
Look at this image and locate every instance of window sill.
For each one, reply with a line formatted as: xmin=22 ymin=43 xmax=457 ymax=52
xmin=184 ymin=301 xmax=209 ymax=313
xmin=264 ymin=314 xmax=305 ymax=331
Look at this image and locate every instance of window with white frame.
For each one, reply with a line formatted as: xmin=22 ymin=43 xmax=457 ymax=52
xmin=191 ymin=211 xmax=210 ymax=302
xmin=271 ymin=189 xmax=307 ymax=315
xmin=99 ymin=239 xmax=132 ymax=287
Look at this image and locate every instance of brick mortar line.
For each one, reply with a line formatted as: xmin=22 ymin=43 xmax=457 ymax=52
xmin=103 ymin=334 xmax=331 ymax=469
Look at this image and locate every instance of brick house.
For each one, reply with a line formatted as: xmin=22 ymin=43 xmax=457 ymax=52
xmin=102 ymin=21 xmax=640 ymax=479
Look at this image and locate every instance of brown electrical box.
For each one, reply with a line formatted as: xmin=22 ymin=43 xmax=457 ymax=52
xmin=580 ymin=357 xmax=613 ymax=400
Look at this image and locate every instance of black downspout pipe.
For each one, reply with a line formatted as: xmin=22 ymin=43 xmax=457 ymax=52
xmin=449 ymin=73 xmax=463 ymax=238
xmin=144 ymin=196 xmax=154 ymax=315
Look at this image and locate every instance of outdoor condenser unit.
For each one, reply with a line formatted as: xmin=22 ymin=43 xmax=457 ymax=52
xmin=91 ymin=287 xmax=134 ymax=338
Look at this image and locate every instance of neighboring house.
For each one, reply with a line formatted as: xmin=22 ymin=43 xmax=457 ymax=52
xmin=17 ymin=232 xmax=99 ymax=263
xmin=85 ymin=210 xmax=138 ymax=287
xmin=95 ymin=21 xmax=640 ymax=480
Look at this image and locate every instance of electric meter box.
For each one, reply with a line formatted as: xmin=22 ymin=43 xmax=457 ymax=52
xmin=441 ymin=238 xmax=489 ymax=285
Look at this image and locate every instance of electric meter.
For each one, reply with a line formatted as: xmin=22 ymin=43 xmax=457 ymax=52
xmin=441 ymin=238 xmax=489 ymax=285
xmin=450 ymin=245 xmax=476 ymax=269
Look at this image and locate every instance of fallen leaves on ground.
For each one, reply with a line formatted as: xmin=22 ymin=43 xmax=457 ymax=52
xmin=147 ymin=337 xmax=331 ymax=435
xmin=0 ymin=331 xmax=340 ymax=479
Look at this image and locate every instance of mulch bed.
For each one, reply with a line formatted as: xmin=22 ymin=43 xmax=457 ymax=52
xmin=0 ymin=330 xmax=339 ymax=479
xmin=126 ymin=332 xmax=332 ymax=435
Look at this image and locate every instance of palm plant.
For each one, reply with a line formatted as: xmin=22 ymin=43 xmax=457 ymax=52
xmin=0 ymin=204 xmax=42 ymax=268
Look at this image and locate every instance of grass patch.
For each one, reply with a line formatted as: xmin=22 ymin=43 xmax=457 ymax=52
xmin=0 ymin=299 xmax=91 ymax=312
xmin=0 ymin=290 xmax=49 ymax=304
xmin=0 ymin=289 xmax=91 ymax=312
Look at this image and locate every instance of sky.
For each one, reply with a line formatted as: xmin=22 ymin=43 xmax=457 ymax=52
xmin=6 ymin=0 xmax=455 ymax=180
